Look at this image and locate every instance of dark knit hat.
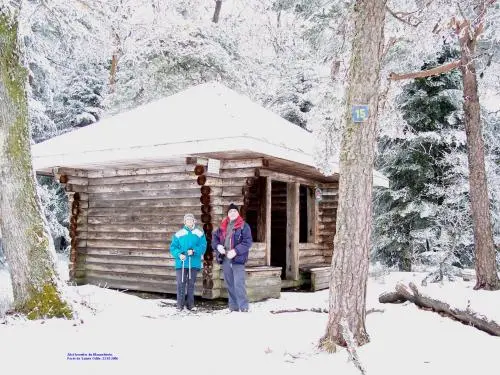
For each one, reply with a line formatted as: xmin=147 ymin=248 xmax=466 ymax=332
xmin=227 ymin=203 xmax=239 ymax=213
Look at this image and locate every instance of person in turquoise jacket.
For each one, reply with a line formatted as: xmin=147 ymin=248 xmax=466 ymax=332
xmin=169 ymin=213 xmax=207 ymax=311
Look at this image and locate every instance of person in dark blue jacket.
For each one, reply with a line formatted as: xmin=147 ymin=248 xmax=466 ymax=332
xmin=170 ymin=213 xmax=207 ymax=311
xmin=212 ymin=203 xmax=253 ymax=312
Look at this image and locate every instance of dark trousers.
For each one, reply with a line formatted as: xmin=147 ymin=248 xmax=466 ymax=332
xmin=175 ymin=268 xmax=199 ymax=310
xmin=222 ymin=258 xmax=248 ymax=311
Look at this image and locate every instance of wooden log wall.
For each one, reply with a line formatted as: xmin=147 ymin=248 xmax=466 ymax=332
xmin=59 ymin=163 xmax=215 ymax=295
xmin=317 ymin=184 xmax=338 ymax=265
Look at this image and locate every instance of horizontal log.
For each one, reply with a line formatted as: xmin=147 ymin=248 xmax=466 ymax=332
xmin=65 ymin=176 xmax=89 ymax=185
xmin=79 ymin=247 xmax=170 ymax=258
xmin=87 ymin=206 xmax=221 ymax=216
xmin=88 ymin=189 xmax=204 ymax=201
xmin=86 ymin=180 xmax=203 ymax=193
xmin=86 ymin=164 xmax=192 ymax=178
xmin=298 ymin=243 xmax=325 ymax=250
xmin=246 ymin=259 xmax=267 ymax=267
xmin=84 ymin=276 xmax=202 ymax=295
xmin=220 ymin=159 xmax=264 ymax=169
xmin=299 ymin=249 xmax=325 ymax=257
xmin=299 ymin=255 xmax=326 ymax=266
xmin=87 ymin=215 xmax=197 ymax=225
xmin=259 ymin=169 xmax=319 ymax=186
xmin=65 ymin=184 xmax=89 ymax=193
xmin=89 ymin=197 xmax=242 ymax=208
xmin=250 ymin=242 xmax=266 ymax=251
xmin=86 ymin=224 xmax=186 ymax=233
xmin=83 ymin=259 xmax=171 ymax=270
xmin=221 ymin=186 xmax=246 ymax=197
xmin=248 ymin=250 xmax=266 ymax=260
xmin=89 ymin=172 xmax=197 ymax=186
xmin=82 ymin=231 xmax=170 ymax=241
xmin=219 ymin=168 xmax=259 ymax=179
xmin=86 ymin=239 xmax=168 ymax=249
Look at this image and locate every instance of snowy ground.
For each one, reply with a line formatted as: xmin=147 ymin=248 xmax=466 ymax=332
xmin=0 ymin=261 xmax=499 ymax=375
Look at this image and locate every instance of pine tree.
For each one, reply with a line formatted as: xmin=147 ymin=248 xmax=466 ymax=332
xmin=373 ymin=47 xmax=466 ymax=271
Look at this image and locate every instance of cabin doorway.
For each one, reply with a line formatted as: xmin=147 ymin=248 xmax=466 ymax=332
xmin=270 ymin=181 xmax=287 ymax=279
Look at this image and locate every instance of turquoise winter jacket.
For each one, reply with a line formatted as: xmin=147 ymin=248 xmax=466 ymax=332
xmin=169 ymin=226 xmax=207 ymax=270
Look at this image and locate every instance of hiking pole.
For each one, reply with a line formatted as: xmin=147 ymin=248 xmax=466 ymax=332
xmin=181 ymin=259 xmax=185 ymax=283
xmin=188 ymin=255 xmax=191 ymax=280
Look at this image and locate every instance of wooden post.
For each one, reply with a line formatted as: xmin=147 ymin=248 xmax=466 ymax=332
xmin=286 ymin=182 xmax=299 ymax=280
xmin=265 ymin=178 xmax=272 ymax=266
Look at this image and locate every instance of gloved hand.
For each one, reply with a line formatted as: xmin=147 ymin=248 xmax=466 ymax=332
xmin=179 ymin=254 xmax=186 ymax=261
xmin=217 ymin=244 xmax=226 ymax=255
xmin=226 ymin=249 xmax=236 ymax=259
xmin=187 ymin=249 xmax=194 ymax=256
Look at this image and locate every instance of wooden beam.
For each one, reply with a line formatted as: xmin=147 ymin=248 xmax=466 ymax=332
xmin=220 ymin=159 xmax=264 ymax=169
xmin=286 ymin=182 xmax=299 ymax=280
xmin=265 ymin=177 xmax=272 ymax=266
xmin=259 ymin=169 xmax=320 ymax=187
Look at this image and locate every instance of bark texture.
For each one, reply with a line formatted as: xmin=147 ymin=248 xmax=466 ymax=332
xmin=458 ymin=19 xmax=499 ymax=291
xmin=320 ymin=0 xmax=387 ymax=351
xmin=0 ymin=7 xmax=72 ymax=319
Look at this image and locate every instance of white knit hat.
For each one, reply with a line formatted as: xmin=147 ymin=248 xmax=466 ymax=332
xmin=183 ymin=213 xmax=195 ymax=223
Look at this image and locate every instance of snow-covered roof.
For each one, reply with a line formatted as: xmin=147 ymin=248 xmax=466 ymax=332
xmin=32 ymin=82 xmax=388 ymax=187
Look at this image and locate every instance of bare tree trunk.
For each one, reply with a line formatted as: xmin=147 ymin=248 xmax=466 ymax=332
xmin=212 ymin=0 xmax=222 ymax=23
xmin=0 ymin=5 xmax=72 ymax=319
xmin=320 ymin=0 xmax=387 ymax=351
xmin=458 ymin=25 xmax=500 ymax=291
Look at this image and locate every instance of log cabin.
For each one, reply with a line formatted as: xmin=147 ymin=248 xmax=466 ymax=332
xmin=32 ymin=82 xmax=388 ymax=301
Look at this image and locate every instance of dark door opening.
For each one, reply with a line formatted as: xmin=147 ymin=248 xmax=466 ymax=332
xmin=271 ymin=181 xmax=287 ymax=279
xmin=299 ymin=185 xmax=309 ymax=243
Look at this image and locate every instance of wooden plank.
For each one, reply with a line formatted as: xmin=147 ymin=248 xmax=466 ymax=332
xmin=265 ymin=177 xmax=271 ymax=266
xmin=88 ymin=172 xmax=197 ymax=186
xmin=259 ymin=169 xmax=320 ymax=187
xmin=86 ymin=164 xmax=192 ymax=178
xmin=298 ymin=243 xmax=325 ymax=250
xmin=79 ymin=247 xmax=170 ymax=258
xmin=219 ymin=168 xmax=259 ymax=179
xmin=88 ymin=189 xmax=203 ymax=201
xmin=86 ymin=239 xmax=168 ymax=249
xmin=87 ymin=180 xmax=202 ymax=193
xmin=86 ymin=224 xmax=181 ymax=233
xmin=298 ymin=249 xmax=325 ymax=257
xmin=286 ymin=182 xmax=300 ymax=280
xmin=87 ymin=207 xmax=220 ymax=216
xmin=83 ymin=231 xmax=170 ymax=241
xmin=299 ymin=255 xmax=326 ymax=266
xmin=220 ymin=159 xmax=264 ymax=169
xmin=221 ymin=186 xmax=245 ymax=197
xmin=87 ymin=215 xmax=197 ymax=225
xmin=57 ymin=168 xmax=89 ymax=177
xmin=89 ymin=197 xmax=242 ymax=208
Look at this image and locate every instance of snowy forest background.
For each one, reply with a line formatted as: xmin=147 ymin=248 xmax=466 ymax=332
xmin=1 ymin=0 xmax=499 ymax=274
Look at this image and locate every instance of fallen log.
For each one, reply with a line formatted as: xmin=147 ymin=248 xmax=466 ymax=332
xmin=270 ymin=307 xmax=385 ymax=315
xmin=379 ymin=282 xmax=500 ymax=336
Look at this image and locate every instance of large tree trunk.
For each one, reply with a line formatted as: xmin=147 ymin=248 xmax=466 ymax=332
xmin=458 ymin=25 xmax=500 ymax=291
xmin=0 ymin=6 xmax=72 ymax=319
xmin=320 ymin=0 xmax=387 ymax=351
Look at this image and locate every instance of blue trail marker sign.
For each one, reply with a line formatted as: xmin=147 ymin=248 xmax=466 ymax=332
xmin=352 ymin=104 xmax=369 ymax=123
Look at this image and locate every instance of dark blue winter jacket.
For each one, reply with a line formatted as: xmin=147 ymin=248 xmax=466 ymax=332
xmin=212 ymin=216 xmax=252 ymax=265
